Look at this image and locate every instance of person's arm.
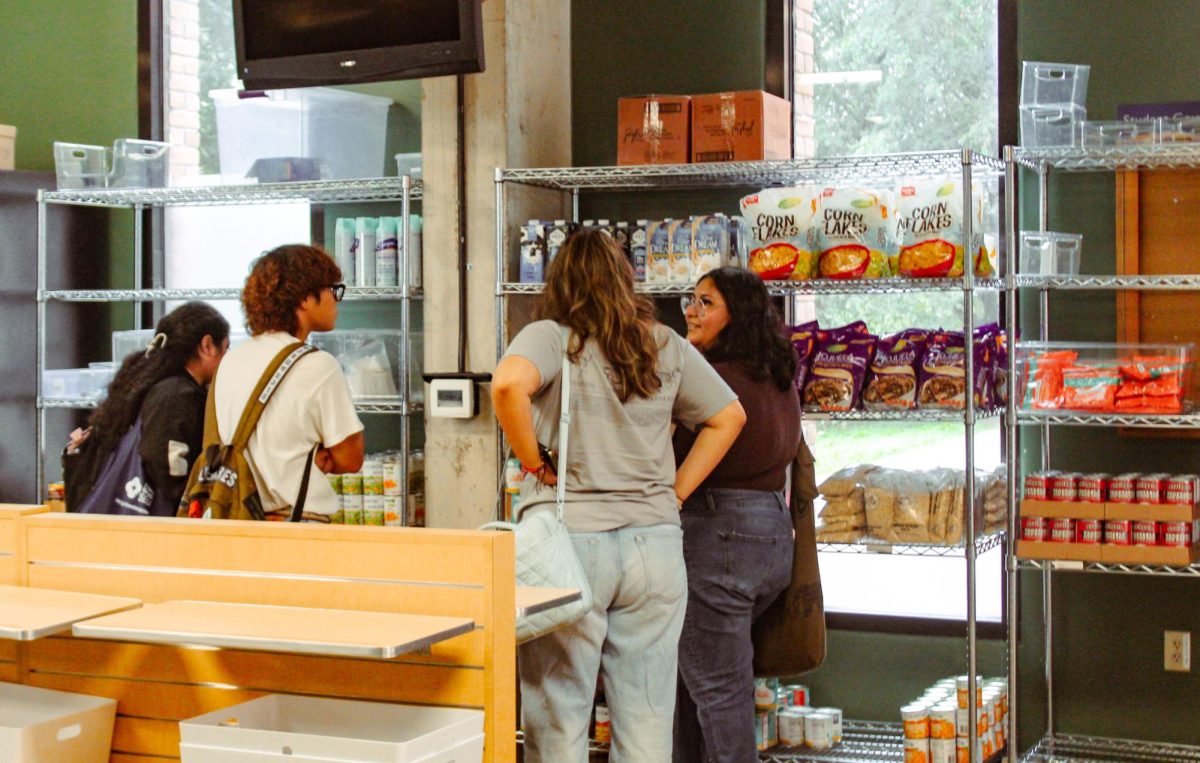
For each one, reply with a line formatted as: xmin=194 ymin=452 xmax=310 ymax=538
xmin=673 ymin=399 xmax=745 ymax=505
xmin=316 ymin=431 xmax=365 ymax=474
xmin=492 ymin=355 xmax=557 ymax=486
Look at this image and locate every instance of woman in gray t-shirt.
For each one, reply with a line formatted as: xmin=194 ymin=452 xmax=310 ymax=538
xmin=493 ymin=229 xmax=745 ymax=762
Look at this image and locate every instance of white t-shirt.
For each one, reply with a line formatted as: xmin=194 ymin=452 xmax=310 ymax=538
xmin=214 ymin=331 xmax=363 ymax=516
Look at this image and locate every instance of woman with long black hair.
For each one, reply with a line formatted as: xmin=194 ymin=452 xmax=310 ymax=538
xmin=64 ymin=301 xmax=230 ymax=515
xmin=673 ymin=266 xmax=801 ymax=763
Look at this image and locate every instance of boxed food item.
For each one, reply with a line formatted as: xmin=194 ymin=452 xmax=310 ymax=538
xmin=690 ymin=90 xmax=792 ymax=163
xmin=617 ymin=95 xmax=691 ymax=165
xmin=0 ymin=124 xmax=14 ymax=170
xmin=0 ymin=681 xmax=117 ymax=763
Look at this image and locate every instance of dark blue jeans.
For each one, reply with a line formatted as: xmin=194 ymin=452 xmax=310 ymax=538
xmin=673 ymin=488 xmax=794 ymax=763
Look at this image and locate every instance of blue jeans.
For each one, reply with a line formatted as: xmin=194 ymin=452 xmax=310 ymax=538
xmin=673 ymin=489 xmax=793 ymax=763
xmin=520 ymin=523 xmax=687 ymax=763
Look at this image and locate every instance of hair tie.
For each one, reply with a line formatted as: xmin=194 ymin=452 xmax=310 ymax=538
xmin=144 ymin=332 xmax=168 ymax=357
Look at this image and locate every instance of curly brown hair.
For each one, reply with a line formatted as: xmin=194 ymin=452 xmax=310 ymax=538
xmin=536 ymin=228 xmax=663 ymax=402
xmin=242 ymin=244 xmax=342 ymax=336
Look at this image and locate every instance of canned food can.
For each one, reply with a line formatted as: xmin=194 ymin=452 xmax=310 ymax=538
xmin=1159 ymin=520 xmax=1193 ymax=547
xmin=1109 ymin=473 xmax=1140 ymax=503
xmin=594 ymin=703 xmax=611 ymax=744
xmin=955 ymin=739 xmax=969 ymax=763
xmin=1135 ymin=473 xmax=1170 ymax=504
xmin=778 ymin=708 xmax=806 ymax=746
xmin=815 ymin=707 xmax=842 ymax=743
xmin=1049 ymin=517 xmax=1075 ymax=543
xmin=1049 ymin=472 xmax=1079 ymax=502
xmin=930 ymin=737 xmax=956 ymax=763
xmin=1104 ymin=519 xmax=1133 ymax=545
xmin=1166 ymin=474 xmax=1200 ymax=505
xmin=804 ymin=712 xmax=834 ymax=750
xmin=1023 ymin=471 xmax=1055 ymax=500
xmin=904 ymin=737 xmax=930 ymax=763
xmin=955 ymin=707 xmax=969 ymax=737
xmin=383 ymin=495 xmax=403 ymax=526
xmin=754 ymin=678 xmax=779 ymax=709
xmin=382 ymin=457 xmax=402 ymax=496
xmin=362 ymin=458 xmax=384 ymax=496
xmin=409 ymin=493 xmax=425 ymax=527
xmin=363 ymin=495 xmax=386 ymax=526
xmin=1075 ymin=518 xmax=1103 ymax=544
xmin=783 ymin=683 xmax=809 ymax=707
xmin=326 ymin=473 xmax=342 ymax=494
xmin=955 ymin=675 xmax=982 ymax=709
xmin=929 ymin=704 xmax=956 ymax=739
xmin=902 ymin=704 xmax=930 ymax=739
xmin=1076 ymin=473 xmax=1109 ymax=502
xmin=1133 ymin=519 xmax=1158 ymax=546
xmin=47 ymin=481 xmax=65 ymax=501
xmin=1021 ymin=516 xmax=1049 ymax=542
xmin=341 ymin=472 xmax=363 ymax=496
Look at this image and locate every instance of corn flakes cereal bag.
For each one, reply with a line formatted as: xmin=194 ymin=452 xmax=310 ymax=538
xmin=895 ymin=178 xmax=991 ymax=278
xmin=816 ymin=187 xmax=894 ymax=279
xmin=739 ymin=186 xmax=820 ymax=280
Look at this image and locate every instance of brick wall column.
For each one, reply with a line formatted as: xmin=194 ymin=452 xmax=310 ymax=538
xmin=793 ymin=0 xmax=816 ymax=158
xmin=164 ymin=0 xmax=201 ymax=179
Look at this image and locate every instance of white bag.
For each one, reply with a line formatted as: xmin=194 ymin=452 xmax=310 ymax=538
xmin=481 ymin=325 xmax=593 ymax=643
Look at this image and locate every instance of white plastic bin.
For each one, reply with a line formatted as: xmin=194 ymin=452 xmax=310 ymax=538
xmin=0 ymin=681 xmax=117 ymax=763
xmin=1020 ymin=61 xmax=1089 ymax=107
xmin=179 ymin=694 xmax=484 ymax=763
xmin=211 ymin=88 xmax=392 ymax=181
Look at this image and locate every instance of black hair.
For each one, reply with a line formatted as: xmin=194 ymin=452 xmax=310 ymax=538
xmin=697 ymin=266 xmax=796 ymax=392
xmin=87 ymin=301 xmax=230 ymax=451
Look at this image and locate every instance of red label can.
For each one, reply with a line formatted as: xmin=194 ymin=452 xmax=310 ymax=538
xmin=1075 ymin=518 xmax=1103 ymax=544
xmin=1165 ymin=475 xmax=1200 ymax=506
xmin=1049 ymin=518 xmax=1075 ymax=543
xmin=1076 ymin=473 xmax=1109 ymax=503
xmin=1049 ymin=473 xmax=1079 ymax=502
xmin=1021 ymin=516 xmax=1049 ymax=542
xmin=1159 ymin=521 xmax=1193 ymax=547
xmin=1108 ymin=473 xmax=1140 ymax=503
xmin=1023 ymin=472 xmax=1056 ymax=501
xmin=1135 ymin=473 xmax=1170 ymax=504
xmin=1104 ymin=519 xmax=1132 ymax=545
xmin=1132 ymin=520 xmax=1158 ymax=546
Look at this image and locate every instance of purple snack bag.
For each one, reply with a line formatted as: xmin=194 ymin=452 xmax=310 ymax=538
xmin=789 ymin=320 xmax=820 ymax=392
xmin=918 ymin=331 xmax=967 ymax=409
xmin=804 ymin=334 xmax=877 ymax=412
xmin=862 ymin=329 xmax=928 ymax=410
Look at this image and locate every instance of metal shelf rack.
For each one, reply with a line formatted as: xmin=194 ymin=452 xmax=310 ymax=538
xmin=1003 ymin=143 xmax=1200 ymax=762
xmin=496 ymin=151 xmax=1006 ymax=763
xmin=821 ymin=531 xmax=1006 ymax=558
xmin=36 ymin=176 xmax=423 ymax=523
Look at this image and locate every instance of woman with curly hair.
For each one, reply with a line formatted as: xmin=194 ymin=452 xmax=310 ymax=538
xmin=209 ymin=244 xmax=364 ymax=519
xmin=492 ymin=229 xmax=745 ymax=762
xmin=672 ymin=266 xmax=801 ymax=763
xmin=64 ymin=301 xmax=230 ymax=515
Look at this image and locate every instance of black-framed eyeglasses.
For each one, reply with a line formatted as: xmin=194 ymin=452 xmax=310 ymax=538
xmin=328 ymin=283 xmax=346 ymax=302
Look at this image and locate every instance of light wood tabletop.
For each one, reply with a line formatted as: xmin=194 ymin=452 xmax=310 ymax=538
xmin=515 ymin=587 xmax=581 ymax=617
xmin=0 ymin=584 xmax=141 ymax=640
xmin=72 ymin=600 xmax=475 ymax=659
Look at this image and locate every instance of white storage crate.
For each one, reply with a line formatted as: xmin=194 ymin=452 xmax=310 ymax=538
xmin=0 ymin=681 xmax=117 ymax=763
xmin=211 ymin=88 xmax=391 ymax=181
xmin=179 ymin=694 xmax=483 ymax=763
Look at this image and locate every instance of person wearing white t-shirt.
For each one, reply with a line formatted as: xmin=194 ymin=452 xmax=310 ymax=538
xmin=213 ymin=244 xmax=364 ymax=519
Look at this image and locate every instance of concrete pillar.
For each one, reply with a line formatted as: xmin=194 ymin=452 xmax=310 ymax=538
xmin=422 ymin=0 xmax=571 ymax=528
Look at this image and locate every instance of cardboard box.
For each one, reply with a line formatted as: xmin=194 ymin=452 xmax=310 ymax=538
xmin=1104 ymin=501 xmax=1200 ymax=521
xmin=617 ymin=95 xmax=691 ymax=166
xmin=1019 ymin=498 xmax=1105 ymax=520
xmin=1100 ymin=542 xmax=1200 ymax=566
xmin=1017 ymin=540 xmax=1103 ymax=562
xmin=691 ymin=90 xmax=792 ymax=163
xmin=0 ymin=125 xmax=14 ymax=171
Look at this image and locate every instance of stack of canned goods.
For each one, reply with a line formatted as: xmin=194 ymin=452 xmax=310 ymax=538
xmin=900 ymin=676 xmax=1008 ymax=763
xmin=753 ymin=678 xmax=840 ymax=751
xmin=326 ymin=450 xmax=423 ymax=526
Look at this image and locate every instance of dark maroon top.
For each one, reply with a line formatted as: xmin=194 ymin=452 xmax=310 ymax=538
xmin=673 ymin=360 xmax=801 ymax=492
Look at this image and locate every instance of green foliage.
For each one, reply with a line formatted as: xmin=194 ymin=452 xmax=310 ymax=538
xmin=197 ymin=0 xmax=237 ymax=174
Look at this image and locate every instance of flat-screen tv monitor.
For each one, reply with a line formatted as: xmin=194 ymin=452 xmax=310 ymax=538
xmin=232 ymin=0 xmax=485 ymax=90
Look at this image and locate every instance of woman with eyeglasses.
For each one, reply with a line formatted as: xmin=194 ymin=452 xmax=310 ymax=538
xmin=493 ymin=229 xmax=746 ymax=761
xmin=672 ymin=266 xmax=801 ymax=763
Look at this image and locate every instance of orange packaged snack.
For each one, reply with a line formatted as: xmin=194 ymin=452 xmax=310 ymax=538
xmin=1060 ymin=366 xmax=1119 ymax=411
xmin=1022 ymin=350 xmax=1078 ymax=409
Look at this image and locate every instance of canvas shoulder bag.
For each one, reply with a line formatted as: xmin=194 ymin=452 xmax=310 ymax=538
xmin=480 ymin=325 xmax=594 ymax=644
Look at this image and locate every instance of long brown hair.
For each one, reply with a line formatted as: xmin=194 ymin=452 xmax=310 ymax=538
xmin=536 ymin=228 xmax=662 ymax=402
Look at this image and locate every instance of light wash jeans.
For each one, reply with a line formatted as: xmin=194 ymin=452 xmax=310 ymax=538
xmin=673 ymin=488 xmax=794 ymax=763
xmin=520 ymin=523 xmax=687 ymax=763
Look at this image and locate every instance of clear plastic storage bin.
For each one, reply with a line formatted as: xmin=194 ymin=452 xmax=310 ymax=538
xmin=1020 ymin=61 xmax=1090 ymax=107
xmin=395 ymin=152 xmax=422 ymax=180
xmin=1017 ymin=342 xmax=1194 ymax=414
xmin=0 ymin=681 xmax=117 ymax=763
xmin=1020 ymin=231 xmax=1082 ymax=275
xmin=211 ymin=88 xmax=392 ymax=181
xmin=53 ymin=142 xmax=110 ymax=189
xmin=311 ymin=329 xmax=422 ymax=400
xmin=179 ymin=694 xmax=484 ymax=763
xmin=1080 ymin=120 xmax=1156 ymax=147
xmin=110 ymin=138 xmax=170 ymax=187
xmin=112 ymin=329 xmax=156 ymax=363
xmin=1020 ymin=105 xmax=1085 ymax=147
xmin=1158 ymin=116 xmax=1200 ymax=143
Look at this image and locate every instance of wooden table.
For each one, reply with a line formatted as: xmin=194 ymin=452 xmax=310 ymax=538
xmin=516 ymin=586 xmax=581 ymax=617
xmin=73 ymin=600 xmax=475 ymax=659
xmin=0 ymin=584 xmax=140 ymax=640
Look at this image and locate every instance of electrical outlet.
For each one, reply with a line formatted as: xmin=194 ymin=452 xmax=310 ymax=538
xmin=1164 ymin=631 xmax=1191 ymax=672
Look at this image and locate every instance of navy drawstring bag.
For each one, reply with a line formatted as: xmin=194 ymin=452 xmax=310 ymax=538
xmin=74 ymin=419 xmax=174 ymax=517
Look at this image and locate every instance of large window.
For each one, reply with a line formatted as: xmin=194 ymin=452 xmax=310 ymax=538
xmin=790 ymin=0 xmax=1004 ymax=627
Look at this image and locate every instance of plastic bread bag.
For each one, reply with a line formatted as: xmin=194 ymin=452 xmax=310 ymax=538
xmin=803 ymin=334 xmax=878 ymax=412
xmin=862 ymin=329 xmax=928 ymax=410
xmin=816 ymin=187 xmax=894 ymax=279
xmin=942 ymin=470 xmax=967 ymax=546
xmin=739 ymin=186 xmax=820 ymax=280
xmin=816 ymin=526 xmax=867 ymax=543
xmin=926 ymin=467 xmax=959 ymax=544
xmin=340 ymin=338 xmax=398 ymax=397
xmin=818 ymin=495 xmax=867 ymax=522
xmin=888 ymin=469 xmax=935 ymax=544
xmin=818 ymin=463 xmax=879 ymax=498
xmin=863 ymin=468 xmax=902 ymax=540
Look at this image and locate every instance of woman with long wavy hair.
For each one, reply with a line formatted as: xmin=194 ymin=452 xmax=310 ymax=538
xmin=64 ymin=301 xmax=230 ymax=515
xmin=493 ymin=229 xmax=746 ymax=762
xmin=672 ymin=266 xmax=801 ymax=763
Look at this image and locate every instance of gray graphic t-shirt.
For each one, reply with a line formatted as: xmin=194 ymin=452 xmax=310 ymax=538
xmin=504 ymin=320 xmax=736 ymax=531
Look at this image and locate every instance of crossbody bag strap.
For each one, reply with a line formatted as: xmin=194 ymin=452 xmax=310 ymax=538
xmin=556 ymin=325 xmax=571 ymax=522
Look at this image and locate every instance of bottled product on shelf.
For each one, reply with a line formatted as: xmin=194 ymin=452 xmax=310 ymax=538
xmin=334 ymin=214 xmax=422 ymax=289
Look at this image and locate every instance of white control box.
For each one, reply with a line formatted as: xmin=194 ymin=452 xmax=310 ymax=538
xmin=428 ymin=377 xmax=477 ymax=418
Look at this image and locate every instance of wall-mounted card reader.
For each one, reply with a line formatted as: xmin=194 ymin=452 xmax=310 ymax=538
xmin=422 ymin=372 xmax=492 ymax=418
